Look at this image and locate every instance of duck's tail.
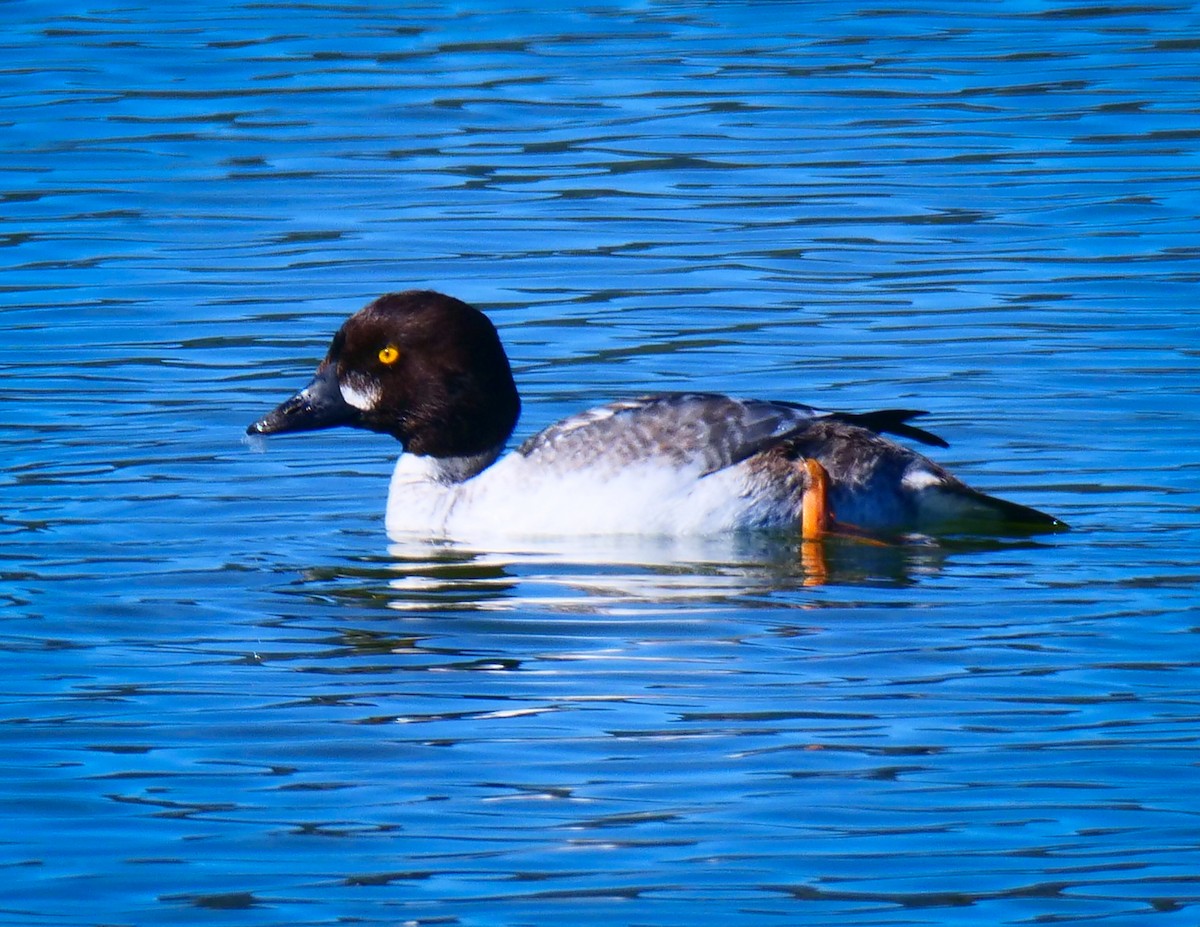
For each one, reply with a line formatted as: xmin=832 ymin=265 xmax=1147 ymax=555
xmin=837 ymin=409 xmax=950 ymax=449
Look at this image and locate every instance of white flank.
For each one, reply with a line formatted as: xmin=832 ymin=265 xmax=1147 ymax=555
xmin=385 ymin=451 xmax=796 ymax=541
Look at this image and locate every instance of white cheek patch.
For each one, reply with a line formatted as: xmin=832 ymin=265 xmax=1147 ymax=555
xmin=902 ymin=467 xmax=945 ymax=491
xmin=339 ymin=373 xmax=381 ymax=411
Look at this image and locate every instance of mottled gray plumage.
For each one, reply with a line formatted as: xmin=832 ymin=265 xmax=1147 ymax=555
xmin=517 ymin=394 xmax=817 ymax=475
xmin=516 ymin=392 xmax=943 ymax=478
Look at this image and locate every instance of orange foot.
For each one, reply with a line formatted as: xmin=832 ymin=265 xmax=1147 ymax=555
xmin=801 ymin=458 xmax=832 ymax=539
xmin=800 ymin=458 xmax=891 ymax=547
xmin=800 ymin=459 xmax=831 ymax=585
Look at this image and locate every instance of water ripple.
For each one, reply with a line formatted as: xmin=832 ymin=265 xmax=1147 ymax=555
xmin=3 ymin=2 xmax=1199 ymax=925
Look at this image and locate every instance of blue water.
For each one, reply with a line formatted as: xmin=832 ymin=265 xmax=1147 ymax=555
xmin=3 ymin=2 xmax=1200 ymax=925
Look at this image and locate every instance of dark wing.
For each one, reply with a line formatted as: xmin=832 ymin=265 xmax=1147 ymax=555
xmin=516 ymin=392 xmax=946 ymax=476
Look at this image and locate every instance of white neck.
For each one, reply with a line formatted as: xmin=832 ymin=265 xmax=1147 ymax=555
xmin=393 ymin=447 xmax=503 ymax=486
xmin=386 ymin=448 xmax=501 ymax=539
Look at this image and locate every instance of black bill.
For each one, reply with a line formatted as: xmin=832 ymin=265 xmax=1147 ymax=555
xmin=246 ymin=364 xmax=356 ymax=436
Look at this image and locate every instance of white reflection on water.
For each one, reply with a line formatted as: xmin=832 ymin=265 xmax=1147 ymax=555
xmin=378 ymin=532 xmax=1038 ymax=613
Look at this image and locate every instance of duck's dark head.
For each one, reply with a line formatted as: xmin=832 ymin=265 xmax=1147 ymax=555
xmin=248 ymin=290 xmax=520 ymax=459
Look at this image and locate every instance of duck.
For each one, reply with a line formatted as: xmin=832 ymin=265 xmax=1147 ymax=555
xmin=247 ymin=290 xmax=1065 ymax=541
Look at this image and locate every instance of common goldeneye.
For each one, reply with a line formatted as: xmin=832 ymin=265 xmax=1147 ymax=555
xmin=248 ymin=290 xmax=1064 ymax=540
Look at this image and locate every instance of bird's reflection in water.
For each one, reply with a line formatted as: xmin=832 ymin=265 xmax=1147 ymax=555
xmin=298 ymin=531 xmax=1059 ymax=626
xmin=290 ymin=532 xmax=1059 ymax=673
xmin=370 ymin=532 xmax=972 ymax=613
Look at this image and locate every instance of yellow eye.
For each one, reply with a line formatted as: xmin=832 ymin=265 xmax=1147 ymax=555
xmin=378 ymin=344 xmax=400 ymax=365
